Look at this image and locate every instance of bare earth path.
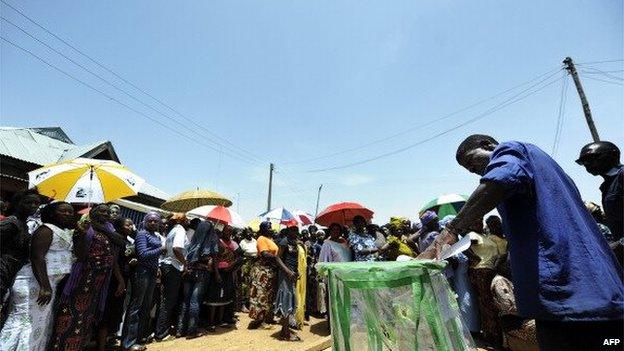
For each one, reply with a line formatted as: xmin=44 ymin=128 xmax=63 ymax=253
xmin=147 ymin=313 xmax=331 ymax=351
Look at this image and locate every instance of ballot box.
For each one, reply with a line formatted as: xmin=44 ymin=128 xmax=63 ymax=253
xmin=317 ymin=260 xmax=474 ymax=351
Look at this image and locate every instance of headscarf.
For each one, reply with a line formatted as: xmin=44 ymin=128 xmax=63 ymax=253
xmin=419 ymin=210 xmax=438 ymax=228
xmin=259 ymin=220 xmax=272 ymax=232
xmin=186 ymin=220 xmax=219 ymax=264
xmin=141 ymin=211 xmax=162 ymax=231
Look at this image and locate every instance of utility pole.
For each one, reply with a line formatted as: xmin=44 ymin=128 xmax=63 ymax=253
xmin=563 ymin=57 xmax=601 ymax=142
xmin=315 ymin=184 xmax=323 ymax=219
xmin=267 ymin=163 xmax=274 ymax=212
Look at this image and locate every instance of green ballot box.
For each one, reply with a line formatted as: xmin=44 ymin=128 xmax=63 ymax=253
xmin=317 ymin=260 xmax=474 ymax=351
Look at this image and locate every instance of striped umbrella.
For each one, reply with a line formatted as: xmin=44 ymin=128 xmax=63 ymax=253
xmin=187 ymin=205 xmax=245 ymax=228
xmin=292 ymin=210 xmax=314 ymax=226
xmin=419 ymin=194 xmax=469 ymax=218
xmin=28 ymin=158 xmax=144 ymax=204
xmin=258 ymin=207 xmax=296 ymax=224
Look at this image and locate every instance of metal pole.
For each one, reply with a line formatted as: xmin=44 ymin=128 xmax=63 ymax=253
xmin=315 ymin=184 xmax=323 ymax=219
xmin=563 ymin=57 xmax=600 ymax=142
xmin=267 ymin=163 xmax=274 ymax=211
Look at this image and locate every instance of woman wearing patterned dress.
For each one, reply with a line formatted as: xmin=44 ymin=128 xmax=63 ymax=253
xmin=248 ymin=221 xmax=281 ymax=329
xmin=48 ymin=204 xmax=126 ymax=351
xmin=0 ymin=202 xmax=75 ymax=351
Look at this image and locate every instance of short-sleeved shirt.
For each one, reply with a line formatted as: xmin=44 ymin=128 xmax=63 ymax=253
xmin=161 ymin=224 xmax=188 ymax=271
xmin=256 ymin=235 xmax=279 ymax=256
xmin=481 ymin=141 xmax=623 ymax=321
xmin=348 ymin=231 xmax=377 ymax=262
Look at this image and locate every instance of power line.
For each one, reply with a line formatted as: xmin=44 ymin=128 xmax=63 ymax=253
xmin=282 ymin=66 xmax=563 ymax=165
xmin=0 ymin=0 xmax=266 ymax=165
xmin=579 ymin=67 xmax=624 ymax=82
xmin=582 ymin=75 xmax=624 ymax=87
xmin=0 ymin=35 xmax=262 ymax=166
xmin=1 ymin=16 xmax=263 ymax=165
xmin=575 ymin=59 xmax=624 ymax=65
xmin=552 ymin=72 xmax=569 ymax=157
xmin=308 ymin=69 xmax=564 ymax=172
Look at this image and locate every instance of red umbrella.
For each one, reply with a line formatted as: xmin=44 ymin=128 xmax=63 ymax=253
xmin=315 ymin=202 xmax=374 ymax=226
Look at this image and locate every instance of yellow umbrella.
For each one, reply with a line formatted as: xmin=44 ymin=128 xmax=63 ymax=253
xmin=161 ymin=188 xmax=232 ymax=212
xmin=28 ymin=158 xmax=145 ymax=204
xmin=248 ymin=218 xmax=281 ymax=232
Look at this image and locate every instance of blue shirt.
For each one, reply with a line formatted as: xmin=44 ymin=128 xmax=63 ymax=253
xmin=135 ymin=230 xmax=163 ymax=271
xmin=481 ymin=141 xmax=623 ymax=321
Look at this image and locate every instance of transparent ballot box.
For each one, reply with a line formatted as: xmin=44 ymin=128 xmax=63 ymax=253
xmin=317 ymin=261 xmax=474 ymax=351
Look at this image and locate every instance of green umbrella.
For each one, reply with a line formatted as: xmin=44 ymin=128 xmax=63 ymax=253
xmin=420 ymin=194 xmax=469 ymax=219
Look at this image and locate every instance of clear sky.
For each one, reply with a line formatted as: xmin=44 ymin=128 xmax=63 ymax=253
xmin=2 ymin=0 xmax=623 ymax=223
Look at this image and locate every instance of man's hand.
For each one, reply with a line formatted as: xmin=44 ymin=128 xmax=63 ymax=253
xmin=416 ymin=228 xmax=458 ymax=260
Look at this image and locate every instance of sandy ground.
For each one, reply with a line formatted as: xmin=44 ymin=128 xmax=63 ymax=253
xmin=145 ymin=313 xmax=498 ymax=351
xmin=146 ymin=313 xmax=330 ymax=351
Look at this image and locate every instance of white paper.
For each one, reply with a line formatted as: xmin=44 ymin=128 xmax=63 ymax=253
xmin=439 ymin=234 xmax=473 ymax=260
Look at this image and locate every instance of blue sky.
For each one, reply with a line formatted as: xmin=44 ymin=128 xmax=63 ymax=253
xmin=2 ymin=0 xmax=622 ymax=223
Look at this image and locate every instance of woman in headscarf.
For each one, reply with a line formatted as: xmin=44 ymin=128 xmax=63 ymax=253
xmin=0 ymin=201 xmax=74 ymax=350
xmin=407 ymin=210 xmax=441 ymax=254
xmin=248 ymin=221 xmax=282 ymax=329
xmin=176 ymin=220 xmax=218 ymax=338
xmin=121 ymin=211 xmax=165 ymax=351
xmin=49 ymin=203 xmax=126 ymax=351
xmin=206 ymin=224 xmax=243 ymax=331
xmin=97 ymin=217 xmax=137 ymax=351
xmin=348 ymin=215 xmax=378 ymax=262
xmin=274 ymin=225 xmax=302 ymax=341
xmin=0 ymin=189 xmax=41 ymax=327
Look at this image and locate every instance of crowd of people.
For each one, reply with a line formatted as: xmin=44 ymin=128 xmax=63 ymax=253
xmin=0 ymin=137 xmax=621 ymax=351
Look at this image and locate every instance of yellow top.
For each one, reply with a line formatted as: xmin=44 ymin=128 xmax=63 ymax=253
xmin=469 ymin=232 xmax=504 ymax=270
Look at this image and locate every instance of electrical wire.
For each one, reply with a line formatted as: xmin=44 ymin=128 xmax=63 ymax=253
xmin=552 ymin=72 xmax=569 ymax=157
xmin=1 ymin=0 xmax=266 ymax=165
xmin=307 ymin=69 xmax=564 ymax=172
xmin=579 ymin=67 xmax=624 ymax=82
xmin=575 ymin=59 xmax=624 ymax=65
xmin=0 ymin=35 xmax=262 ymax=166
xmin=582 ymin=75 xmax=624 ymax=87
xmin=282 ymin=66 xmax=563 ymax=165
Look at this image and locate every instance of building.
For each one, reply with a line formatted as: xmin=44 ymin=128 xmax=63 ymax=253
xmin=0 ymin=126 xmax=169 ymax=223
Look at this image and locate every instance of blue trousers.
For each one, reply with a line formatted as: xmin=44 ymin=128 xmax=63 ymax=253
xmin=177 ymin=270 xmax=210 ymax=335
xmin=121 ymin=266 xmax=157 ymax=348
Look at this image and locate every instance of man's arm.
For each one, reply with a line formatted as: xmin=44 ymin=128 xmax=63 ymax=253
xmin=417 ymin=181 xmax=506 ymax=259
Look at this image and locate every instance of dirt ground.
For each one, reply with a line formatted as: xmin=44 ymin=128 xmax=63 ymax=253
xmin=145 ymin=312 xmax=497 ymax=351
xmin=146 ymin=313 xmax=330 ymax=351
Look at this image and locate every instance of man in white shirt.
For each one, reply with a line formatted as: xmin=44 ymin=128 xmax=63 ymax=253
xmin=155 ymin=214 xmax=188 ymax=341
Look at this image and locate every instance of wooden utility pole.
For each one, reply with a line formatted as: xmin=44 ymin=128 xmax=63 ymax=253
xmin=563 ymin=57 xmax=601 ymax=142
xmin=315 ymin=184 xmax=323 ymax=219
xmin=267 ymin=163 xmax=274 ymax=211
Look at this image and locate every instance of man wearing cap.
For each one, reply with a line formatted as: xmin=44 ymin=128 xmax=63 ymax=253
xmin=419 ymin=134 xmax=623 ymax=351
xmin=576 ymin=141 xmax=623 ymax=241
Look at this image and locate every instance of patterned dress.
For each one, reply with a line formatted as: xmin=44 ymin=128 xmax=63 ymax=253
xmin=248 ymin=236 xmax=278 ymax=322
xmin=49 ymin=230 xmax=115 ymax=351
xmin=0 ymin=224 xmax=74 ymax=351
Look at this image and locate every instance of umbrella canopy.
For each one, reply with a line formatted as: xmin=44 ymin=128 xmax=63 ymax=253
xmin=292 ymin=210 xmax=314 ymax=226
xmin=258 ymin=207 xmax=296 ymax=224
xmin=162 ymin=188 xmax=232 ymax=212
xmin=28 ymin=158 xmax=144 ymax=204
xmin=315 ymin=202 xmax=374 ymax=227
xmin=419 ymin=194 xmax=469 ymax=219
xmin=187 ymin=205 xmax=245 ymax=228
xmin=248 ymin=218 xmax=281 ymax=232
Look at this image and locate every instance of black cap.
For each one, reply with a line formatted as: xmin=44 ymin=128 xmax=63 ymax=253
xmin=576 ymin=141 xmax=620 ymax=165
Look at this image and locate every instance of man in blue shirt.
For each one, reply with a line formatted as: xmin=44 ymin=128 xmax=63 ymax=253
xmin=419 ymin=134 xmax=623 ymax=351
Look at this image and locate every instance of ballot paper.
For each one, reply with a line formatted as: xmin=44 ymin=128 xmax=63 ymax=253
xmin=439 ymin=233 xmax=477 ymax=260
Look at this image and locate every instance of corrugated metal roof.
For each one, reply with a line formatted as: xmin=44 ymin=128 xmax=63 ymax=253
xmin=0 ymin=127 xmax=72 ymax=165
xmin=0 ymin=127 xmax=169 ymax=201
